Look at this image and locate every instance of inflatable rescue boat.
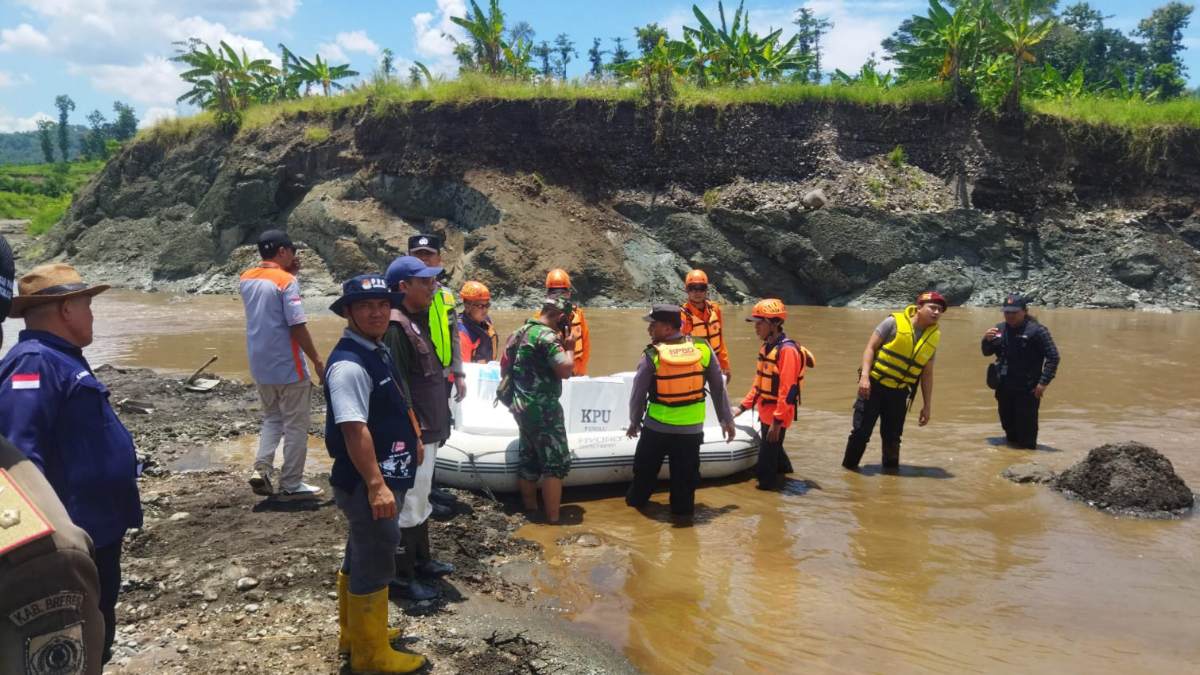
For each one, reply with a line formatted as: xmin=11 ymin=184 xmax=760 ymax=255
xmin=436 ymin=362 xmax=760 ymax=492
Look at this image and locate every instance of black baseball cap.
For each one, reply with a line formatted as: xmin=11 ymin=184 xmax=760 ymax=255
xmin=257 ymin=229 xmax=297 ymax=259
xmin=408 ymin=233 xmax=442 ymax=254
xmin=0 ymin=234 xmax=14 ymax=321
xmin=643 ymin=303 xmax=683 ymax=327
xmin=1002 ymin=294 xmax=1029 ymax=312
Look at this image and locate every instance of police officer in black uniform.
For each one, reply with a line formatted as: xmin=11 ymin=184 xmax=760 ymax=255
xmin=0 ymin=235 xmax=105 ymax=675
xmin=982 ymin=294 xmax=1061 ymax=449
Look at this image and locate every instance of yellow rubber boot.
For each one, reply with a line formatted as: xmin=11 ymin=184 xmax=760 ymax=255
xmin=337 ymin=572 xmax=401 ymax=656
xmin=346 ymin=588 xmax=425 ymax=673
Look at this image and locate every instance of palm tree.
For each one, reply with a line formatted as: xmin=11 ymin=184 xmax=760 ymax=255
xmin=290 ymin=53 xmax=360 ymax=96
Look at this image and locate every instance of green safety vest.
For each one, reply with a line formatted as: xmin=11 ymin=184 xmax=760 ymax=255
xmin=646 ymin=338 xmax=713 ymax=427
xmin=429 ymin=286 xmax=455 ymax=368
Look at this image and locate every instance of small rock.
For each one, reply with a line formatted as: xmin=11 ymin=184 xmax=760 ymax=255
xmin=177 ymin=644 xmax=189 ymax=654
xmin=801 ymin=188 xmax=827 ymax=210
xmin=1002 ymin=463 xmax=1056 ymax=484
xmin=245 ymin=604 xmax=259 ymax=613
xmin=169 ymin=512 xmax=191 ymax=521
xmin=202 ymin=590 xmax=219 ymax=602
xmin=235 ymin=577 xmax=259 ymax=592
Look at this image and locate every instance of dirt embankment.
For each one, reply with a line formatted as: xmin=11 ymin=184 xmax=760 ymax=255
xmin=38 ymin=100 xmax=1200 ymax=310
xmin=98 ymin=365 xmax=633 ymax=674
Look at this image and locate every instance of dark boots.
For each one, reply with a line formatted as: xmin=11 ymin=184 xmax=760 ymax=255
xmin=881 ymin=442 xmax=901 ymax=471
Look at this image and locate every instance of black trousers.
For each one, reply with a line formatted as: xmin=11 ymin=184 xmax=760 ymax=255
xmin=393 ymin=520 xmax=433 ymax=581
xmin=756 ymin=423 xmax=794 ymax=489
xmin=997 ymin=387 xmax=1040 ymax=449
xmin=95 ymin=541 xmax=122 ymax=663
xmin=625 ymin=427 xmax=703 ymax=515
xmin=842 ymin=380 xmax=911 ymax=469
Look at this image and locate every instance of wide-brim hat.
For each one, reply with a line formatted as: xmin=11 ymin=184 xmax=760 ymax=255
xmin=9 ymin=263 xmax=109 ymax=318
xmin=330 ymin=274 xmax=404 ymax=317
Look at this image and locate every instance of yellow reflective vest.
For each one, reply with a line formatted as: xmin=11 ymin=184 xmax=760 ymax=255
xmin=869 ymin=305 xmax=939 ymax=391
xmin=646 ymin=338 xmax=712 ymax=426
xmin=429 ymin=286 xmax=455 ymax=368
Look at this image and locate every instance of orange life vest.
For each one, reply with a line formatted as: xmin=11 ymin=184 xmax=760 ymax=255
xmin=681 ymin=301 xmax=724 ymax=356
xmin=646 ymin=339 xmax=712 ymax=425
xmin=753 ymin=339 xmax=815 ymax=406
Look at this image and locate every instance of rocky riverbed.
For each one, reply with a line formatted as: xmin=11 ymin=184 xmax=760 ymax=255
xmin=32 ymin=100 xmax=1200 ymax=311
xmin=97 ymin=365 xmax=633 ymax=674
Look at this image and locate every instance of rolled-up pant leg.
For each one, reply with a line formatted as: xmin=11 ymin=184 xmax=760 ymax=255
xmin=334 ymin=482 xmax=406 ymax=595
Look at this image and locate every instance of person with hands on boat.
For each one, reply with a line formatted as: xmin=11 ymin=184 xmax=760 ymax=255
xmin=504 ymin=296 xmax=576 ymax=524
xmin=841 ymin=290 xmax=945 ymax=472
xmin=626 ymin=304 xmax=736 ymax=516
xmin=383 ymin=256 xmax=457 ymax=601
xmin=734 ymin=299 xmax=815 ymax=490
xmin=323 ymin=273 xmax=425 ymax=674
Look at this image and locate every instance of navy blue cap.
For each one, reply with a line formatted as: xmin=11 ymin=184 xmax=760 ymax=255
xmin=257 ymin=229 xmax=297 ymax=258
xmin=407 ymin=233 xmax=442 ymax=254
xmin=386 ymin=256 xmax=443 ymax=288
xmin=330 ymin=274 xmax=404 ymax=317
xmin=0 ymin=234 xmax=13 ymax=321
xmin=643 ymin=303 xmax=683 ymax=326
xmin=1002 ymin=293 xmax=1028 ymax=312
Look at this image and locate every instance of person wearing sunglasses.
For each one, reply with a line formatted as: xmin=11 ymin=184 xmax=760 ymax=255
xmin=679 ymin=269 xmax=731 ymax=383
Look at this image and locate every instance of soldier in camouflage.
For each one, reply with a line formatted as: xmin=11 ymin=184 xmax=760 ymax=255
xmin=505 ymin=297 xmax=575 ymax=524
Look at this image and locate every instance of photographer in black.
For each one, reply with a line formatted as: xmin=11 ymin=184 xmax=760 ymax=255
xmin=982 ymin=294 xmax=1061 ymax=449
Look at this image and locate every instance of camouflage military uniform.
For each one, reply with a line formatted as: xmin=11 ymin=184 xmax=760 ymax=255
xmin=509 ymin=319 xmax=572 ymax=481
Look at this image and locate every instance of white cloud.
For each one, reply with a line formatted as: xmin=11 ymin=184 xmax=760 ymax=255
xmin=317 ymin=42 xmax=349 ymax=63
xmin=14 ymin=0 xmax=297 ymax=31
xmin=70 ymin=56 xmax=189 ymax=107
xmin=0 ymin=110 xmax=53 ymax=133
xmin=0 ymin=23 xmax=52 ymax=52
xmin=138 ymin=106 xmax=179 ymax=128
xmin=0 ymin=71 xmax=32 ymax=87
xmin=412 ymin=0 xmax=467 ymax=74
xmin=335 ymin=30 xmax=379 ymax=55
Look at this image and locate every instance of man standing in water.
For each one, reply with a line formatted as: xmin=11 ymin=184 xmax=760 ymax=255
xmin=239 ymin=229 xmax=325 ymax=500
xmin=384 ymin=256 xmax=456 ymax=601
xmin=323 ymin=274 xmax=424 ymax=673
xmin=458 ymin=281 xmax=499 ymax=363
xmin=540 ymin=268 xmax=590 ymax=376
xmin=841 ymin=291 xmax=945 ymax=471
xmin=981 ymin=294 xmax=1060 ymax=449
xmin=506 ymin=297 xmax=575 ymax=523
xmin=0 ymin=263 xmax=142 ymax=665
xmin=680 ymin=270 xmax=732 ymax=383
xmin=733 ymin=299 xmax=814 ymax=489
xmin=626 ymin=304 xmax=736 ymax=515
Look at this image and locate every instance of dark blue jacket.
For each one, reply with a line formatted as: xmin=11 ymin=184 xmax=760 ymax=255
xmin=981 ymin=319 xmax=1061 ymax=390
xmin=0 ymin=330 xmax=143 ymax=548
xmin=324 ymin=336 xmax=419 ymax=493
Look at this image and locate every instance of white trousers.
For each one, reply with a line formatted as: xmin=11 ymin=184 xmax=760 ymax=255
xmin=254 ymin=379 xmax=311 ymax=491
xmin=396 ymin=441 xmax=437 ymax=529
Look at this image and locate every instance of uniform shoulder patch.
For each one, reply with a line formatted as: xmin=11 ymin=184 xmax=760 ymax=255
xmin=26 ymin=621 xmax=86 ymax=675
xmin=0 ymin=469 xmax=55 ymax=555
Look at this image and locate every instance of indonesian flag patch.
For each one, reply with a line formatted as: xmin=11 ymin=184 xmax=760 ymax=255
xmin=10 ymin=374 xmax=40 ymax=390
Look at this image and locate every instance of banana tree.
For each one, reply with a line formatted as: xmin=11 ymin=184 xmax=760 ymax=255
xmin=450 ymin=0 xmax=507 ymax=74
xmin=173 ymin=39 xmax=275 ymax=128
xmin=987 ymin=0 xmax=1056 ymax=112
xmin=682 ymin=1 xmax=806 ymax=85
xmin=893 ymin=0 xmax=980 ymax=102
xmin=290 ymin=53 xmax=359 ymax=96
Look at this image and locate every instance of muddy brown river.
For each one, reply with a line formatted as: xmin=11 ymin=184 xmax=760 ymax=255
xmin=4 ymin=291 xmax=1199 ymax=673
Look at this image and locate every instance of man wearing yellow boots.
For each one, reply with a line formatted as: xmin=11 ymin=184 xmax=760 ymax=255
xmin=323 ymin=274 xmax=425 ymax=673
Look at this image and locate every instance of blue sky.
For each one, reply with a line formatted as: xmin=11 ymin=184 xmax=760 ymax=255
xmin=0 ymin=0 xmax=1196 ymax=132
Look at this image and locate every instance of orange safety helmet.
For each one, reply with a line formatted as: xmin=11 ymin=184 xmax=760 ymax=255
xmin=460 ymin=280 xmax=491 ymax=302
xmin=747 ymin=298 xmax=787 ymax=322
xmin=685 ymin=269 xmax=709 ymax=286
xmin=545 ymin=268 xmax=571 ymax=289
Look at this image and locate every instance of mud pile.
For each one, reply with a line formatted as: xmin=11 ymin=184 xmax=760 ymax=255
xmin=1053 ymin=441 xmax=1195 ymax=516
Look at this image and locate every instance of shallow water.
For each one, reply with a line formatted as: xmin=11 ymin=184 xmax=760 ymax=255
xmin=4 ymin=291 xmax=1199 ymax=673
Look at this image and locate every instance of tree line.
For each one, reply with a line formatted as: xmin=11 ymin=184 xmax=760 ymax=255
xmin=169 ymin=0 xmax=1195 ymax=131
xmin=32 ymin=95 xmax=139 ymax=164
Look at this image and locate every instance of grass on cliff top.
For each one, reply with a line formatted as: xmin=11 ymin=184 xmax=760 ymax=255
xmin=0 ymin=160 xmax=102 ymax=232
xmin=137 ymin=76 xmax=1200 ymax=148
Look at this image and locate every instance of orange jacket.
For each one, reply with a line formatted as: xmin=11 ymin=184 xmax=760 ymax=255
xmin=681 ymin=300 xmax=731 ymax=373
xmin=741 ymin=338 xmax=803 ymax=428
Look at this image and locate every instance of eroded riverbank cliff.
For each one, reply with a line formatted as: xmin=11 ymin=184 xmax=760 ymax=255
xmin=38 ymin=100 xmax=1200 ymax=309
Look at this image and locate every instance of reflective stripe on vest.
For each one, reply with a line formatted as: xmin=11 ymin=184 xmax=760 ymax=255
xmin=682 ymin=302 xmax=724 ymax=355
xmin=869 ymin=306 xmax=940 ymax=390
xmin=647 ymin=339 xmax=712 ymax=426
xmin=753 ymin=338 xmax=808 ymax=404
xmin=429 ymin=287 xmax=454 ymax=368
